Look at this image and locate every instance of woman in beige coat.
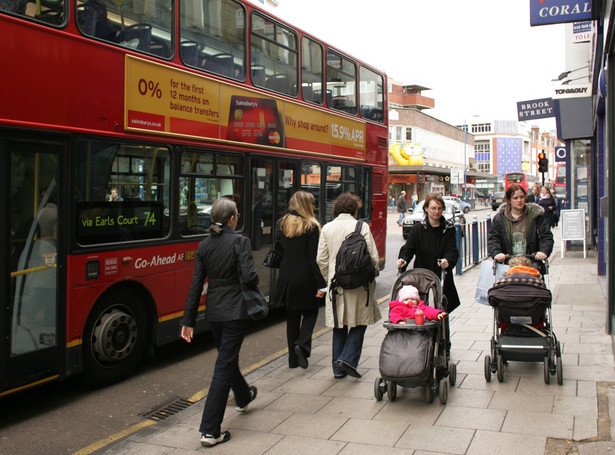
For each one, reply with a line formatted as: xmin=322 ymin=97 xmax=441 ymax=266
xmin=317 ymin=193 xmax=381 ymax=379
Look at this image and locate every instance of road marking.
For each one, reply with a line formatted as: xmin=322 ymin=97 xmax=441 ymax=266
xmin=72 ymin=420 xmax=156 ymax=455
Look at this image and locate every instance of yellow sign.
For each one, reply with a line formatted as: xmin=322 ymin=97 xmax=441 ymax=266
xmin=389 ymin=142 xmax=424 ymax=165
xmin=125 ymin=56 xmax=366 ymax=159
xmin=330 ymin=117 xmax=366 ymax=159
xmin=284 ymin=103 xmax=330 ymax=154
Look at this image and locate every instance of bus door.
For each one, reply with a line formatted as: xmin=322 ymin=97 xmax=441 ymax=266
xmin=3 ymin=138 xmax=62 ymax=392
xmin=249 ymin=157 xmax=298 ymax=301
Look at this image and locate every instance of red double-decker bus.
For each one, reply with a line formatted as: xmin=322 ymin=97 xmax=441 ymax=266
xmin=504 ymin=172 xmax=539 ymax=192
xmin=0 ymin=0 xmax=388 ymax=396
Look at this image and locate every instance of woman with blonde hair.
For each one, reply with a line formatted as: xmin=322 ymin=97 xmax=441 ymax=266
xmin=276 ymin=190 xmax=326 ymax=369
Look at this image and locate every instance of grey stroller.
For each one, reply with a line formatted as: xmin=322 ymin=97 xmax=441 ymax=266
xmin=374 ymin=268 xmax=456 ymax=404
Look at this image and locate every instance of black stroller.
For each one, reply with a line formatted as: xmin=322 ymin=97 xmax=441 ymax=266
xmin=374 ymin=268 xmax=456 ymax=404
xmin=484 ymin=256 xmax=563 ymax=385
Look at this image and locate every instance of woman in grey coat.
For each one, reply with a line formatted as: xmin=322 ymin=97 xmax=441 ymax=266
xmin=317 ymin=193 xmax=381 ymax=379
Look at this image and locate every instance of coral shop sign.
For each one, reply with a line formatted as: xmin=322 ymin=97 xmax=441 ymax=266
xmin=530 ymin=0 xmax=592 ymax=26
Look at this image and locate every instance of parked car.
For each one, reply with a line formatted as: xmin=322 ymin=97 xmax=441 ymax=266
xmin=402 ymin=200 xmax=466 ymax=239
xmin=443 ymin=196 xmax=471 ymax=213
xmin=491 ymin=192 xmax=505 ymax=211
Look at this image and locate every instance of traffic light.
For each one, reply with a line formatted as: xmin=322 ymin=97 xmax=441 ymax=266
xmin=538 ymin=152 xmax=549 ymax=173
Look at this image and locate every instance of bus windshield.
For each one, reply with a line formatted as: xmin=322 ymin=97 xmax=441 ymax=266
xmin=506 ymin=173 xmax=524 ymax=183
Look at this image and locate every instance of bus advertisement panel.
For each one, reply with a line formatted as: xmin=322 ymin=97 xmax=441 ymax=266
xmin=125 ymin=56 xmax=366 ymax=160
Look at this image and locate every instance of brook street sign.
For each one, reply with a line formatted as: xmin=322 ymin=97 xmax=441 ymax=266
xmin=517 ymin=97 xmax=555 ymax=121
xmin=530 ymin=0 xmax=592 ymax=26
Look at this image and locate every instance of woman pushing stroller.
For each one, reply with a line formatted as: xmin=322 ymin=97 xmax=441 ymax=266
xmin=488 ymin=184 xmax=553 ymax=266
xmin=396 ymin=193 xmax=460 ymax=352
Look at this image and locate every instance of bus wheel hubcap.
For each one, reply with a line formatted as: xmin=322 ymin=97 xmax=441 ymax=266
xmin=92 ymin=308 xmax=137 ymax=363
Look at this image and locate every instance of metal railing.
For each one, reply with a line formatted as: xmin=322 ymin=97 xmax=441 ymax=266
xmin=455 ymin=214 xmax=492 ymax=274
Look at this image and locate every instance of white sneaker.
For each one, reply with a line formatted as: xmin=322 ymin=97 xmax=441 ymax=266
xmin=236 ymin=386 xmax=257 ymax=412
xmin=201 ymin=431 xmax=231 ymax=447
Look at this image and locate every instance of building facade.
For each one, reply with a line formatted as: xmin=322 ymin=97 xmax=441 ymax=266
xmin=388 ymin=81 xmax=477 ymax=202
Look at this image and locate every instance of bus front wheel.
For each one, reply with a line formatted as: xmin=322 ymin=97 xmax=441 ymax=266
xmin=81 ymin=289 xmax=149 ymax=386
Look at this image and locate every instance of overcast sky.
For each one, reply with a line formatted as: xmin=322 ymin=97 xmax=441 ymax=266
xmin=262 ymin=0 xmax=564 ymax=129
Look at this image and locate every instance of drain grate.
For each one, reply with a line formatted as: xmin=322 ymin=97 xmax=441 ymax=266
xmin=141 ymin=397 xmax=194 ymax=421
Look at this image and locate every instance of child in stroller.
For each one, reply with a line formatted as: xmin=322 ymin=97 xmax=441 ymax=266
xmin=506 ymin=255 xmax=541 ymax=276
xmin=485 ymin=254 xmax=563 ymax=385
xmin=374 ymin=268 xmax=456 ymax=405
xmin=389 ymin=285 xmax=447 ymax=324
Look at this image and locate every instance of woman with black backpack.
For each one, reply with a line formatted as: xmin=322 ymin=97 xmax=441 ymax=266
xmin=317 ymin=193 xmax=381 ymax=379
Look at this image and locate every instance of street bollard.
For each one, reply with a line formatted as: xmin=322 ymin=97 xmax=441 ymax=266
xmin=472 ymin=215 xmax=479 ymax=264
xmin=455 ymin=222 xmax=462 ymax=275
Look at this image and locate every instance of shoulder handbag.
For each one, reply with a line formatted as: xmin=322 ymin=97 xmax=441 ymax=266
xmin=263 ymin=220 xmax=282 ymax=268
xmin=234 ymin=239 xmax=269 ymax=320
xmin=242 ymin=287 xmax=269 ymax=320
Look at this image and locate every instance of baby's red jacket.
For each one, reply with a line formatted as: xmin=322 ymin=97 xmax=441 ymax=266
xmin=389 ymin=299 xmax=443 ymax=324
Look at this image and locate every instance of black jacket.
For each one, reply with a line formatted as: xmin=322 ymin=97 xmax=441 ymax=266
xmin=398 ymin=216 xmax=461 ymax=312
xmin=181 ymin=226 xmax=258 ymax=326
xmin=276 ymin=222 xmax=326 ymax=310
xmin=537 ymin=195 xmax=556 ymax=227
xmin=488 ymin=202 xmax=554 ymax=259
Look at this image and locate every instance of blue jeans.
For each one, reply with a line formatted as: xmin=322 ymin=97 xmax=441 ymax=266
xmin=199 ymin=319 xmax=251 ymax=436
xmin=398 ymin=212 xmax=405 ymax=225
xmin=332 ymin=325 xmax=366 ymax=375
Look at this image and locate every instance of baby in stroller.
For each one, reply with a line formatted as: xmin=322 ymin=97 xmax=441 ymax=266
xmin=505 ymin=255 xmax=541 ymax=277
xmin=389 ymin=285 xmax=447 ymax=324
xmin=375 ymin=269 xmax=456 ymax=405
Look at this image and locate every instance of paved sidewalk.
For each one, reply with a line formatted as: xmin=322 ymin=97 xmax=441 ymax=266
xmin=94 ymin=226 xmax=615 ymax=455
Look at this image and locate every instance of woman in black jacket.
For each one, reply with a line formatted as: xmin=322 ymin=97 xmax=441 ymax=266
xmin=181 ymin=197 xmax=258 ymax=448
xmin=537 ymin=186 xmax=557 ymax=228
xmin=488 ymin=184 xmax=553 ymax=264
xmin=276 ymin=190 xmax=326 ymax=369
xmin=397 ymin=193 xmax=461 ymax=313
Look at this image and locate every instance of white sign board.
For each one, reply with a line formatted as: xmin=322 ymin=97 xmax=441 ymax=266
xmin=450 ymin=168 xmax=464 ymax=185
xmin=560 ymin=209 xmax=586 ymax=258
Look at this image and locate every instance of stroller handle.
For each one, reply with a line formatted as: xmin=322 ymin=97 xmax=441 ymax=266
xmin=397 ymin=260 xmax=449 ymax=284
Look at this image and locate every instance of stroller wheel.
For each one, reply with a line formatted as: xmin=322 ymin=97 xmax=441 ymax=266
xmin=556 ymin=355 xmax=563 ymax=385
xmin=425 ymin=383 xmax=435 ymax=403
xmin=484 ymin=355 xmax=492 ymax=382
xmin=438 ymin=379 xmax=448 ymax=404
xmin=387 ymin=381 xmax=397 ymax=402
xmin=374 ymin=377 xmax=385 ymax=401
xmin=448 ymin=362 xmax=457 ymax=387
xmin=543 ymin=356 xmax=551 ymax=384
xmin=496 ymin=355 xmax=504 ymax=383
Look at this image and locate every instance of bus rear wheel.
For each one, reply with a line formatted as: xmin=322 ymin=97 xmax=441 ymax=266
xmin=81 ymin=289 xmax=148 ymax=386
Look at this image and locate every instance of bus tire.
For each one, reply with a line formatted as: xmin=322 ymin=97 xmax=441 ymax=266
xmin=81 ymin=288 xmax=149 ymax=386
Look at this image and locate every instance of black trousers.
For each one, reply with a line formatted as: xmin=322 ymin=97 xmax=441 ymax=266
xmin=286 ymin=308 xmax=318 ymax=366
xmin=199 ymin=319 xmax=251 ymax=436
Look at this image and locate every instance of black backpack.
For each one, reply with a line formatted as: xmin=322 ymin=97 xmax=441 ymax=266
xmin=332 ymin=221 xmax=376 ymax=291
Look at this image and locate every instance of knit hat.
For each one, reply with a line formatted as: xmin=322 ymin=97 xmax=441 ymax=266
xmin=398 ymin=285 xmax=420 ymax=302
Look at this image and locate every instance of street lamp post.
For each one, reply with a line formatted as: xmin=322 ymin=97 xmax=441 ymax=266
xmin=463 ymin=120 xmax=467 ymax=200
